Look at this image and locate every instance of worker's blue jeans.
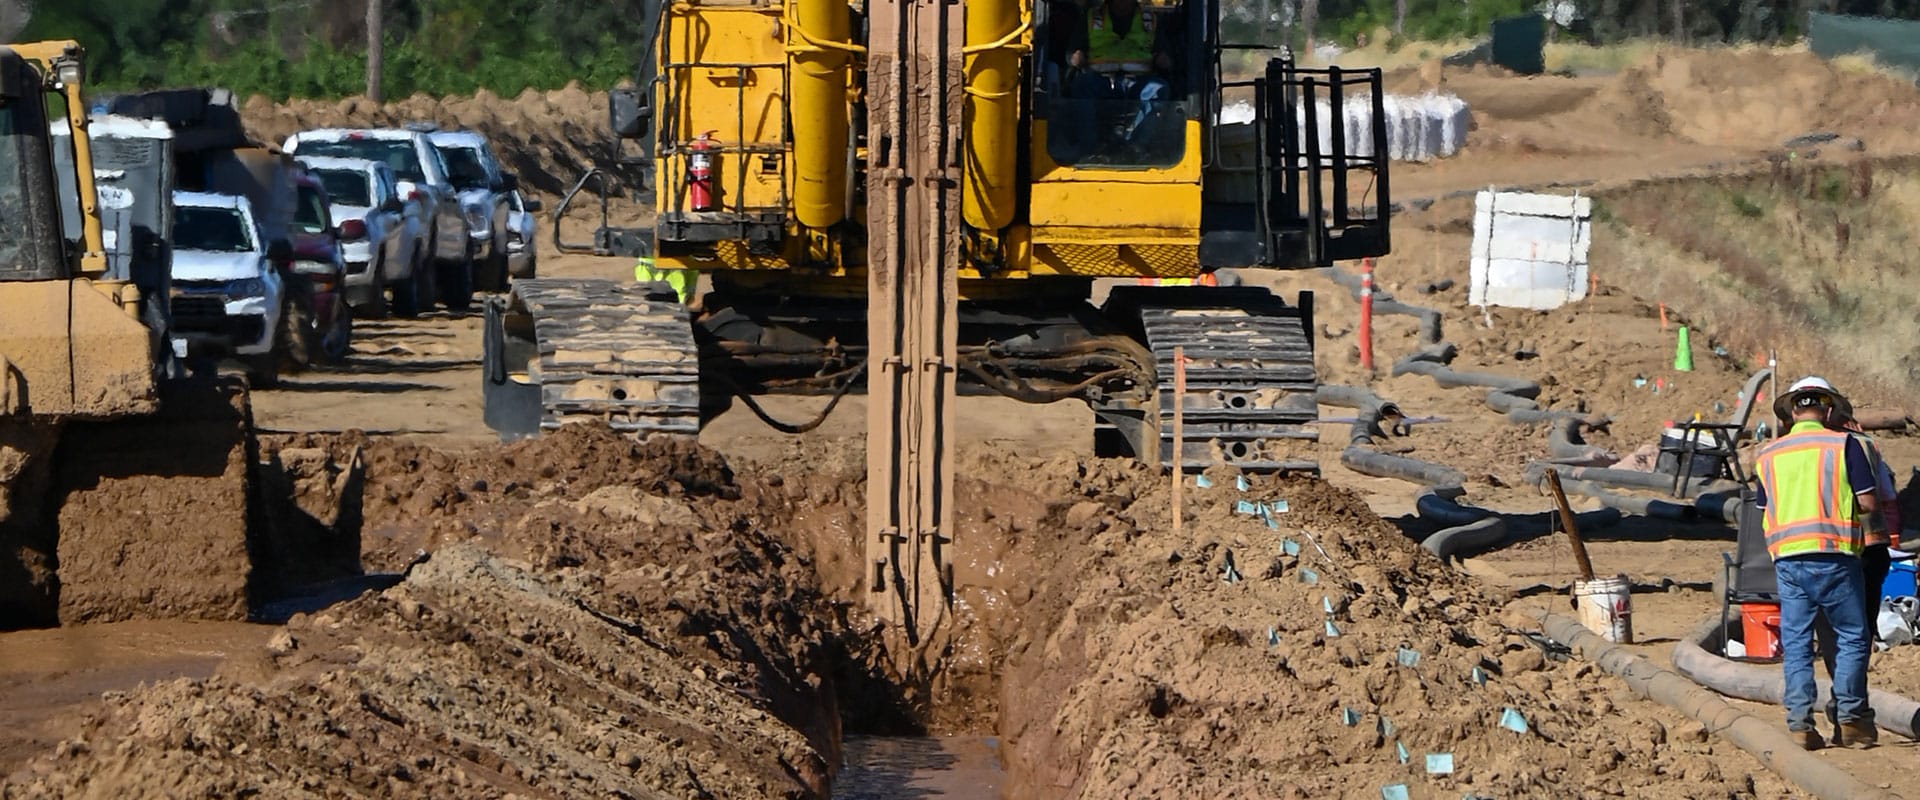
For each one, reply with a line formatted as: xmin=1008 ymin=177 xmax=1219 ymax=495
xmin=1776 ymin=553 xmax=1873 ymax=731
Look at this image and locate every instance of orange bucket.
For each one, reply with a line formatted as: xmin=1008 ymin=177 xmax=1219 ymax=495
xmin=1740 ymin=602 xmax=1783 ymax=659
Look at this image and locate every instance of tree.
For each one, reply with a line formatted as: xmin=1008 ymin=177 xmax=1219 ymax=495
xmin=366 ymin=0 xmax=383 ymax=101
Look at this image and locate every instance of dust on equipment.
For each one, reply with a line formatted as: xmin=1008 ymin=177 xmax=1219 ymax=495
xmin=489 ymin=0 xmax=1394 ymax=662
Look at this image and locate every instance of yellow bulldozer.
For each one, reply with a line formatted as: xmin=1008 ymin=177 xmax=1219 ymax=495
xmin=0 ymin=42 xmax=260 ymax=629
xmin=489 ymin=0 xmax=1391 ymax=661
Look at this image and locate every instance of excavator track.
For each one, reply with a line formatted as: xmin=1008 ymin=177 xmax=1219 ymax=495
xmin=1113 ymin=286 xmax=1319 ymax=472
xmin=484 ymin=278 xmax=701 ymax=436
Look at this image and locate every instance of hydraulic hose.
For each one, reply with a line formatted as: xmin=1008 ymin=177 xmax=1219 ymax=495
xmin=1324 ymin=266 xmax=1443 ymax=344
xmin=1340 ymin=447 xmax=1466 ymax=493
xmin=1524 ymin=462 xmax=1737 ymax=496
xmin=1674 ymin=614 xmax=1920 ymax=741
xmin=1539 ymin=610 xmax=1899 ymax=800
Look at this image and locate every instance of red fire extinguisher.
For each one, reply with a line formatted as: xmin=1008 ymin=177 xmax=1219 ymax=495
xmin=687 ymin=130 xmax=719 ymax=212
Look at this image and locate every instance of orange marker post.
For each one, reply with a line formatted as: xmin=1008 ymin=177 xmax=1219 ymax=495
xmin=1359 ymin=259 xmax=1376 ymax=373
xmin=1659 ymin=303 xmax=1669 ymax=331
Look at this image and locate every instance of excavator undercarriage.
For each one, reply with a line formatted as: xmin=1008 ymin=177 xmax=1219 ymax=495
xmin=493 ymin=0 xmax=1392 ymax=660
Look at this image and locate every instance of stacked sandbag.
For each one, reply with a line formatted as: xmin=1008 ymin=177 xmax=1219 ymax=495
xmin=1293 ymin=92 xmax=1472 ymax=163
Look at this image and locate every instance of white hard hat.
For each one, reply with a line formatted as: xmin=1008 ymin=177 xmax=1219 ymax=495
xmin=1775 ymin=375 xmax=1850 ymax=421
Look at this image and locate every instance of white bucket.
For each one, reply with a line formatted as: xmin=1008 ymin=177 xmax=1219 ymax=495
xmin=1572 ymin=574 xmax=1633 ymax=643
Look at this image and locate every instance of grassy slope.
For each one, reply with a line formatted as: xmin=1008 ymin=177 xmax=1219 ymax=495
xmin=1597 ymin=158 xmax=1920 ymax=409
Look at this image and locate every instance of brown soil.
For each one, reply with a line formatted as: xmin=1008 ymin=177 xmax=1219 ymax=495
xmin=6 ymin=426 xmax=851 ymax=797
xmin=13 ymin=45 xmax=1920 ymax=799
xmin=4 ymin=546 xmax=829 ymax=799
xmin=50 ymin=381 xmax=258 ymax=624
xmin=994 ymin=463 xmax=1787 ymax=798
xmin=242 ymin=85 xmax=649 ymax=211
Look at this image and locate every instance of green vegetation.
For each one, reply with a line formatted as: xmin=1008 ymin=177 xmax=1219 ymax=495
xmin=1600 ymin=160 xmax=1920 ymax=404
xmin=23 ymin=0 xmax=648 ymax=100
xmin=28 ymin=0 xmax=1920 ymax=100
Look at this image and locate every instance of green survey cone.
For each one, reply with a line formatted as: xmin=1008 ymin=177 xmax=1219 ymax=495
xmin=1674 ymin=326 xmax=1694 ymax=372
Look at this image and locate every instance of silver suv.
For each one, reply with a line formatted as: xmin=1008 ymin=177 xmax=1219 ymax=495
xmin=282 ymin=128 xmax=477 ymax=311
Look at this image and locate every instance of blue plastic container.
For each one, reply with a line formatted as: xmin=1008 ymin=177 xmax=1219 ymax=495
xmin=1884 ymin=561 xmax=1917 ymax=600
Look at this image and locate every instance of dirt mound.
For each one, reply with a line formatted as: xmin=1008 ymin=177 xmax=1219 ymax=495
xmin=243 ymin=85 xmax=641 ymax=201
xmin=3 ymin=545 xmax=828 ymax=798
xmin=997 ymin=462 xmax=1766 ymax=797
xmin=1581 ymin=49 xmax=1920 ymax=151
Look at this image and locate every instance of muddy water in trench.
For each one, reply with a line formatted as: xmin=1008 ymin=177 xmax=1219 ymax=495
xmin=834 ymin=736 xmax=1004 ymax=799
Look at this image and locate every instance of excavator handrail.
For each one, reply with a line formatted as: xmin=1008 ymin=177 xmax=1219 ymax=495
xmin=551 ymin=168 xmax=614 ymax=256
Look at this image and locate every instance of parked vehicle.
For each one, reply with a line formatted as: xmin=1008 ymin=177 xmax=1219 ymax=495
xmin=169 ymin=191 xmax=287 ymax=385
xmin=282 ymin=128 xmax=473 ymax=311
xmin=290 ymin=171 xmax=353 ymax=362
xmin=297 ymin=155 xmax=426 ymax=316
xmin=428 ymin=129 xmax=516 ymax=292
xmin=505 ymin=189 xmax=541 ymax=280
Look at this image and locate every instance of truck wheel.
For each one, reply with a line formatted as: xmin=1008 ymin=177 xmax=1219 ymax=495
xmin=245 ymin=353 xmax=280 ymax=388
xmin=359 ymin=254 xmax=390 ymax=319
xmin=391 ymin=250 xmax=427 ymax=317
xmin=322 ymin=294 xmax=354 ymax=363
xmin=474 ymin=243 xmax=508 ymax=293
xmin=439 ymin=247 xmax=476 ymax=313
xmin=279 ymin=294 xmax=317 ymax=374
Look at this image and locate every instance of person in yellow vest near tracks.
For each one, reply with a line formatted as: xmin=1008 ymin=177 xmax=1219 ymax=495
xmin=1752 ymin=376 xmax=1881 ymax=751
xmin=634 ymin=256 xmax=698 ymax=308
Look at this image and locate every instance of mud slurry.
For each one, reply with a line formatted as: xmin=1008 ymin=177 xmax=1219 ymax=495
xmin=4 ymin=547 xmax=826 ymax=798
xmin=3 ymin=427 xmax=1780 ymax=798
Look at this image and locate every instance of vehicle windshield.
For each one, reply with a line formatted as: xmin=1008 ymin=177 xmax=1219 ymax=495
xmin=440 ymin=145 xmax=491 ymax=191
xmin=0 ymin=100 xmax=38 ymax=275
xmin=0 ymin=79 xmax=63 ymax=280
xmin=295 ymin=185 xmax=331 ymax=233
xmin=174 ymin=206 xmax=254 ymax=253
xmin=1040 ymin=2 xmax=1190 ymax=168
xmin=315 ymin=169 xmax=371 ymax=206
xmin=299 ymin=138 xmax=425 ymax=183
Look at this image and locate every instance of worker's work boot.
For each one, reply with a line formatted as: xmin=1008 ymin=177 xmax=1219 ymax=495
xmin=1791 ymin=728 xmax=1824 ymax=751
xmin=1837 ymin=720 xmax=1879 ymax=749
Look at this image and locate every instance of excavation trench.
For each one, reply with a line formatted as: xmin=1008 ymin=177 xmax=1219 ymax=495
xmin=1 ymin=426 xmax=1802 ymax=798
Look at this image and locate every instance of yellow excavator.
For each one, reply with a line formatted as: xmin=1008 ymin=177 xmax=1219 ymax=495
xmin=0 ymin=42 xmax=256 ymax=628
xmin=493 ymin=0 xmax=1391 ymax=664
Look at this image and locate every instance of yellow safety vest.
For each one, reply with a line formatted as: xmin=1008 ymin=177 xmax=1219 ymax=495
xmin=634 ymin=258 xmax=696 ymax=305
xmin=1755 ymin=421 xmax=1864 ymax=559
xmin=1087 ymin=10 xmax=1152 ymax=63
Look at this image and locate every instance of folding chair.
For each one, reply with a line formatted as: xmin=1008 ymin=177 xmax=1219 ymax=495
xmin=1666 ymin=368 xmax=1772 ymax=499
xmin=1720 ymin=491 xmax=1779 ymax=659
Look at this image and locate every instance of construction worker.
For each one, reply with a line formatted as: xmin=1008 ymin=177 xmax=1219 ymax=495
xmin=634 ymin=255 xmax=697 ymax=307
xmin=1839 ymin=413 xmax=1900 ymax=636
xmin=1753 ymin=376 xmax=1880 ymax=750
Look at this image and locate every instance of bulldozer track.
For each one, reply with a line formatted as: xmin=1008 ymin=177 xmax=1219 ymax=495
xmin=1132 ymin=287 xmax=1319 ymax=472
xmin=511 ymin=279 xmax=702 ymax=435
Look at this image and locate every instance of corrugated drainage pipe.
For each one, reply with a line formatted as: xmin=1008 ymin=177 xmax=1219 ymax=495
xmin=1673 ymin=614 xmax=1920 ymax=741
xmin=1412 ymin=487 xmax=1620 ymax=562
xmin=1524 ymin=462 xmax=1737 ymax=497
xmin=1341 ymin=447 xmax=1467 ymax=494
xmin=1559 ymin=478 xmax=1699 ymax=521
xmin=1537 ymin=609 xmax=1900 ymax=800
xmin=1324 ymin=266 xmax=1444 ymax=344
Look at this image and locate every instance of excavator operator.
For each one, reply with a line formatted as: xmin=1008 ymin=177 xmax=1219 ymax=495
xmin=1047 ymin=0 xmax=1183 ymax=165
